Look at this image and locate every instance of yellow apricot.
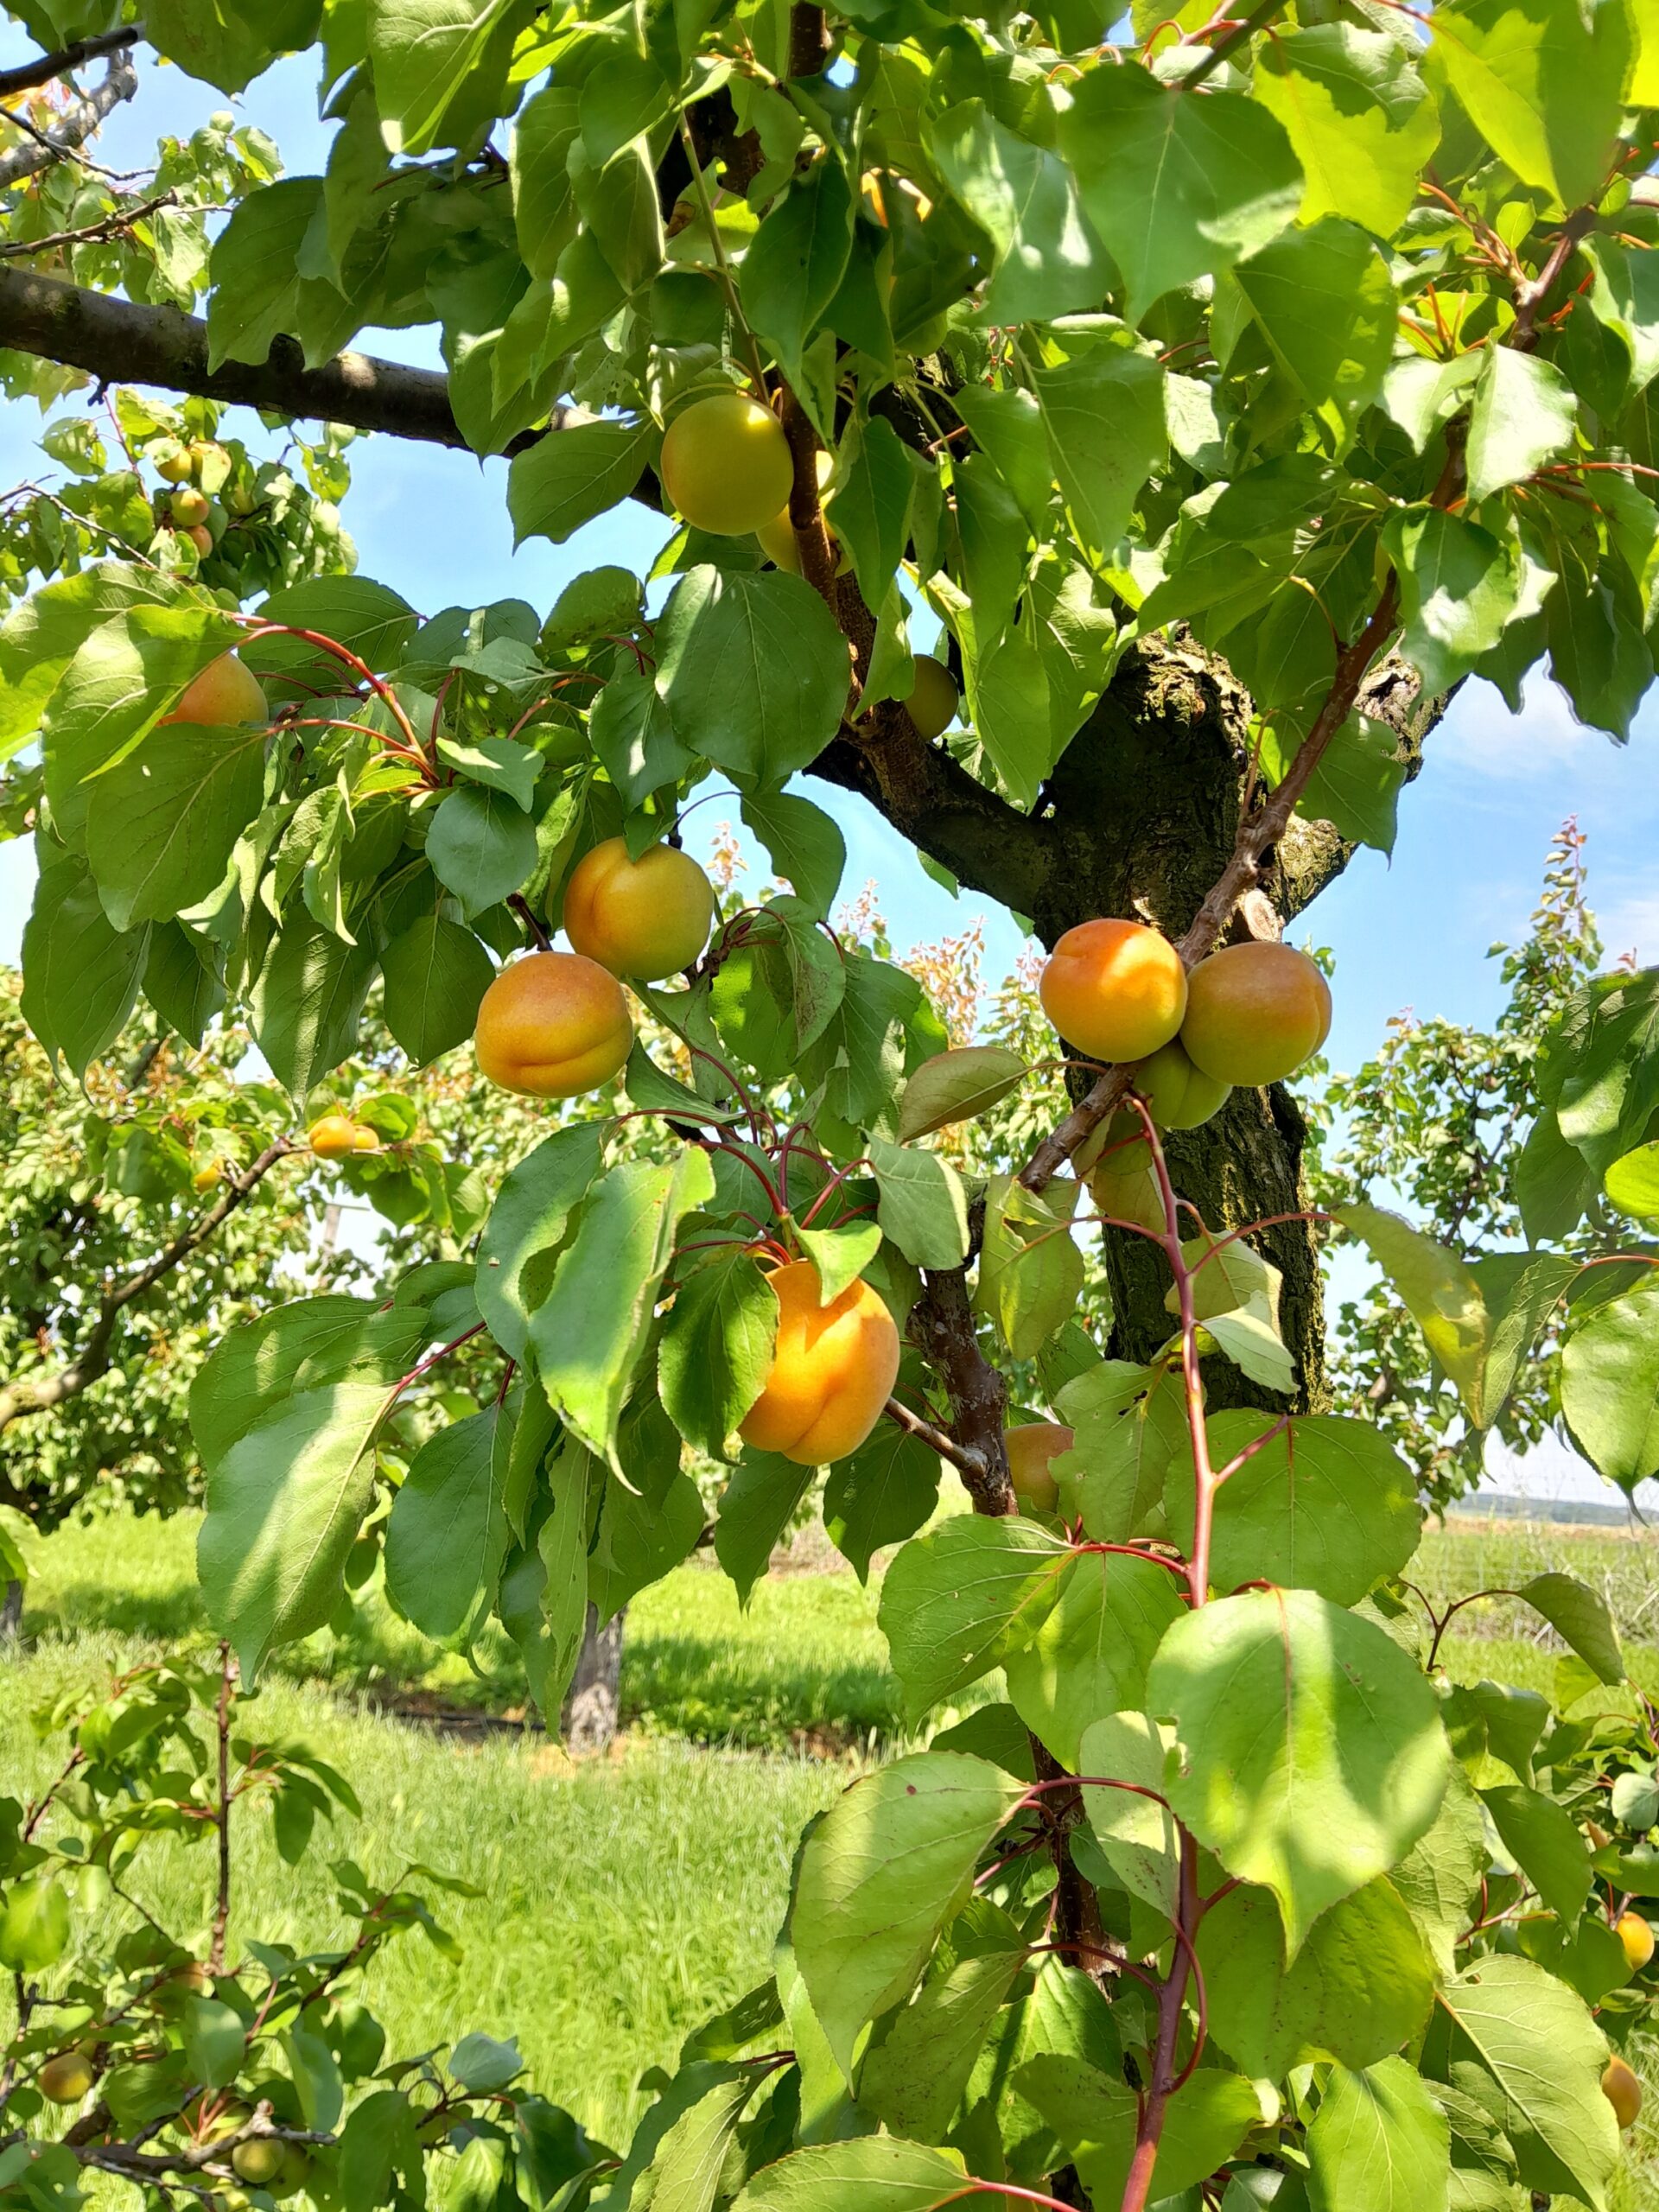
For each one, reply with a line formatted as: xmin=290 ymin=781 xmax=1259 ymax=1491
xmin=1039 ymin=919 xmax=1187 ymax=1065
xmin=661 ymin=391 xmax=793 ymax=537
xmin=905 ymin=655 xmax=958 ymax=741
xmin=170 ymin=486 xmax=209 ymax=527
xmin=307 ymin=1114 xmax=359 ymax=1160
xmin=1180 ymin=943 xmax=1332 ymax=1090
xmin=562 ymin=838 xmax=716 ymax=981
xmin=1618 ymin=1910 xmax=1656 ymax=1971
xmin=154 ymin=445 xmax=194 ymax=485
xmin=1006 ymin=1422 xmax=1074 ymax=1515
xmin=474 ymin=950 xmax=633 ymax=1099
xmin=1131 ymin=1038 xmax=1231 ymax=1131
xmin=352 ymin=1125 xmax=381 ymax=1153
xmin=161 ymin=652 xmax=266 ymax=728
xmin=756 ymin=450 xmax=832 ymax=571
xmin=1604 ymin=2054 xmax=1643 ymax=2131
xmin=39 ymin=2052 xmax=94 ymax=2104
xmin=739 ymin=1260 xmax=900 ymax=1465
xmin=193 ymin=1160 xmax=224 ymax=1192
xmin=185 ymin=524 xmax=214 ymax=557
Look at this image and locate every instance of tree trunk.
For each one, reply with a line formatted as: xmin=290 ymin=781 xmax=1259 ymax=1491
xmin=562 ymin=1605 xmax=626 ymax=1753
xmin=1 ymin=1580 xmax=22 ymax=1641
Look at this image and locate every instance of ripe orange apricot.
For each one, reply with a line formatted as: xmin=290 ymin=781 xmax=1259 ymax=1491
xmin=474 ymin=950 xmax=633 ymax=1099
xmin=661 ymin=391 xmax=793 ymax=537
xmin=308 ymin=1114 xmax=359 ymax=1160
xmin=1039 ymin=919 xmax=1187 ymax=1065
xmin=1604 ymin=2053 xmax=1643 ymax=2131
xmin=739 ymin=1259 xmax=900 ymax=1465
xmin=39 ymin=2052 xmax=94 ymax=2104
xmin=906 ymin=655 xmax=958 ymax=741
xmin=562 ymin=838 xmax=716 ymax=980
xmin=1179 ymin=942 xmax=1332 ymax=1090
xmin=161 ymin=652 xmax=266 ymax=728
xmin=1618 ymin=1911 xmax=1656 ymax=1971
xmin=185 ymin=524 xmax=214 ymax=557
xmin=1006 ymin=1422 xmax=1074 ymax=1515
xmin=1131 ymin=1038 xmax=1230 ymax=1131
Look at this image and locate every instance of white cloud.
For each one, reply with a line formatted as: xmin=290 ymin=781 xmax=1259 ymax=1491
xmin=1437 ymin=675 xmax=1599 ymax=779
xmin=1595 ymin=890 xmax=1659 ymax=968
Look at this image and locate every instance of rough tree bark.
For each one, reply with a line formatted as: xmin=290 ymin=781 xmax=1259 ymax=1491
xmin=561 ymin=1605 xmax=626 ymax=1754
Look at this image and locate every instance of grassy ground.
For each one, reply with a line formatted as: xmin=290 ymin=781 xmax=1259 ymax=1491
xmin=9 ymin=1504 xmax=1659 ymax=2184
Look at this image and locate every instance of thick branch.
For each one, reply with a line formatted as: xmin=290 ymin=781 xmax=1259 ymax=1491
xmin=0 ymin=51 xmax=138 ymax=188
xmin=0 ymin=1141 xmax=290 ymax=1437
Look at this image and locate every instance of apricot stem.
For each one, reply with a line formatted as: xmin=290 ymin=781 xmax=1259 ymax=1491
xmin=675 ymin=113 xmax=770 ymax=401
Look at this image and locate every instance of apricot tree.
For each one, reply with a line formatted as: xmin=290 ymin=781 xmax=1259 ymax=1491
xmin=7 ymin=1 xmax=1659 ymax=2208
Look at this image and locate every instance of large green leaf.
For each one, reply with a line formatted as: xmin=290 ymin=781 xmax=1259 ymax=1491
xmin=739 ymin=158 xmax=854 ymax=391
xmin=857 ymin=1910 xmax=1025 ymax=2142
xmin=976 ymin=1174 xmax=1085 ymax=1361
xmin=1433 ymin=1955 xmax=1619 ymax=2208
xmin=1031 ymin=340 xmax=1166 ymax=566
xmin=791 ymin=1751 xmax=1025 ymax=2075
xmin=474 ymin=1123 xmax=608 ymax=1363
xmin=1166 ymin=1411 xmax=1421 ymax=1605
xmin=85 ymin=720 xmax=268 ymax=932
xmin=384 ymin=1407 xmax=511 ymax=1639
xmin=823 ymin=1426 xmax=941 ymax=1582
xmin=188 ymin=1297 xmax=416 ymax=1471
xmin=1255 ymin=25 xmax=1440 ymax=236
xmin=1391 ymin=1763 xmax=1488 ymax=1979
xmin=529 ymin=1148 xmax=715 ymax=1467
xmin=1015 ymin=2055 xmax=1260 ymax=2203
xmin=1147 ymin=1589 xmax=1452 ymax=1953
xmin=1516 ymin=1572 xmax=1624 ymax=1684
xmin=1336 ymin=1202 xmax=1491 ymax=1423
xmin=713 ymin=1452 xmax=815 ymax=1606
xmin=205 ymin=180 xmax=354 ymax=370
xmin=738 ymin=791 xmax=847 ymax=922
xmin=867 ymin=1135 xmax=969 ymax=1269
xmin=1198 ymin=1878 xmax=1437 ymax=2080
xmin=370 ymin=0 xmax=521 ymax=156
xmin=1465 ymin=349 xmax=1577 ymax=505
xmin=1382 ymin=509 xmax=1548 ymax=697
xmin=1307 ymin=2057 xmax=1452 ymax=2212
xmin=20 ymin=853 xmax=149 ymax=1081
xmin=1077 ymin=1711 xmax=1182 ymax=1919
xmin=1058 ymin=65 xmax=1302 ymax=324
xmin=1234 ymin=218 xmax=1396 ymax=416
xmin=381 ymin=916 xmax=495 ymax=1065
xmin=877 ymin=1514 xmax=1069 ymax=1717
xmin=831 ymin=414 xmax=913 ymax=619
xmin=425 ymin=785 xmax=537 ymax=916
xmin=897 ymin=1046 xmax=1027 ymax=1142
xmin=658 ymin=1248 xmax=778 ymax=1458
xmin=1481 ymin=1783 xmax=1592 ymax=1923
xmin=1004 ymin=1550 xmax=1185 ymax=1770
xmin=250 ymin=920 xmax=375 ymax=1097
xmin=710 ymin=896 xmax=846 ymax=1077
xmin=1429 ymin=0 xmax=1630 ymax=210
xmin=508 ymin=420 xmax=656 ymax=546
xmin=732 ymin=2139 xmax=968 ymax=2211
xmin=655 ymin=567 xmax=852 ymax=790
xmin=927 ymin=99 xmax=1110 ymax=323
xmin=1560 ymin=1277 xmax=1659 ymax=1489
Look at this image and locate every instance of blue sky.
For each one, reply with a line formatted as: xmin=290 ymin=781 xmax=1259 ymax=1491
xmin=5 ymin=33 xmax=1659 ymax=1502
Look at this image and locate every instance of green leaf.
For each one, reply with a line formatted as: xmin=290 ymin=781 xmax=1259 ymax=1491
xmin=1236 ymin=218 xmax=1396 ymax=416
xmin=1255 ymin=25 xmax=1440 ymax=237
xmin=927 ymin=99 xmax=1111 ymax=323
xmin=896 ymin=1046 xmax=1027 ymax=1143
xmin=1560 ymin=1277 xmax=1659 ymax=1489
xmin=577 ymin=137 xmax=664 ymax=293
xmin=1077 ymin=1712 xmax=1182 ymax=1918
xmin=85 ymin=720 xmax=267 ymax=931
xmin=384 ymin=1408 xmax=510 ymax=1639
xmin=1482 ymin=1784 xmax=1592 ymax=1922
xmin=588 ymin=1399 xmax=705 ymax=1623
xmin=739 ymin=791 xmax=847 ymax=920
xmin=537 ymin=1442 xmax=595 ymax=1714
xmin=832 ymin=415 xmax=912 ymax=615
xmin=1307 ymin=2057 xmax=1452 ymax=2212
xmin=658 ymin=1248 xmax=778 ymax=1457
xmin=800 ymin=947 xmax=925 ymax=1130
xmin=251 ymin=920 xmax=375 ymax=1097
xmin=1516 ymin=1573 xmax=1624 ymax=1685
xmin=1199 ymin=1878 xmax=1437 ymax=2081
xmin=656 ymin=567 xmax=851 ymax=791
xmin=1262 ymin=710 xmax=1406 ymax=855
xmin=20 ymin=854 xmax=149 ymax=1081
xmin=867 ymin=1135 xmax=969 ymax=1270
xmin=1382 ymin=509 xmax=1548 ymax=696
xmin=188 ymin=1297 xmax=418 ymax=1472
xmin=1392 ymin=1763 xmax=1488 ymax=1980
xmin=1434 ymin=1955 xmax=1619 ymax=2208
xmin=877 ymin=1515 xmax=1069 ymax=1717
xmin=206 ymin=180 xmax=353 ymax=371
xmin=732 ymin=2139 xmax=968 ymax=2211
xmin=199 ymin=1380 xmax=392 ymax=1675
xmin=511 ymin=85 xmax=581 ymax=278
xmin=181 ymin=1997 xmax=246 ymax=2091
xmin=976 ymin=1175 xmax=1085 ymax=1362
xmin=475 ymin=1124 xmax=608 ymax=1363
xmin=508 ymin=419 xmax=655 ymax=547
xmin=1166 ymin=1411 xmax=1421 ymax=1606
xmin=739 ymin=158 xmax=854 ymax=391
xmin=0 ymin=1877 xmax=69 ymax=1972
xmin=794 ymin=1221 xmax=882 ymax=1306
xmin=1005 ymin=1549 xmax=1185 ymax=1770
xmin=823 ymin=1425 xmax=942 ymax=1582
xmin=1582 ymin=235 xmax=1659 ymax=400
xmin=249 ymin=576 xmax=419 ymax=677
xmin=589 ymin=663 xmax=695 ymax=811
xmin=949 ymin=385 xmax=1052 ymax=528
xmin=1605 ymin=1138 xmax=1659 ymax=1217
xmin=1336 ymin=1202 xmax=1491 ymax=1424
xmin=1430 ymin=0 xmax=1630 ymax=210
xmin=370 ymin=0 xmax=519 ymax=156
xmin=858 ymin=1923 xmax=1025 ymax=2144
xmin=1465 ymin=350 xmax=1577 ymax=505
xmin=1032 ymin=340 xmax=1166 ymax=565
xmin=530 ymin=1148 xmax=715 ymax=1468
xmin=640 ymin=2067 xmax=761 ymax=2212
xmin=621 ymin=1040 xmax=744 ymax=1128
xmin=381 ymin=915 xmax=495 ymax=1065
xmin=1058 ymin=65 xmax=1302 ymax=324
xmin=425 ymin=785 xmax=537 ymax=916
xmin=710 ymin=896 xmax=846 ymax=1077
xmin=435 ymin=733 xmax=542 ymax=810
xmin=1147 ymin=1588 xmax=1452 ymax=1953
xmin=713 ymin=1451 xmax=815 ymax=1606
xmin=1016 ymin=2055 xmax=1260 ymax=2205
xmin=1055 ymin=1361 xmax=1185 ymax=1542
xmin=791 ymin=1751 xmax=1026 ymax=2076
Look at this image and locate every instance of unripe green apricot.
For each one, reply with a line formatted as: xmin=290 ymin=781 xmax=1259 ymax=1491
xmin=232 ymin=2140 xmax=286 ymax=2186
xmin=661 ymin=391 xmax=792 ymax=537
xmin=1130 ymin=1038 xmax=1230 ymax=1131
xmin=39 ymin=2052 xmax=94 ymax=2104
xmin=905 ymin=655 xmax=958 ymax=741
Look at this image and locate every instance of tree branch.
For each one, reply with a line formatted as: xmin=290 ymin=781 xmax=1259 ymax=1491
xmin=0 ymin=28 xmax=138 ymax=98
xmin=0 ymin=49 xmax=139 ymax=188
xmin=0 ymin=1140 xmax=292 ymax=1436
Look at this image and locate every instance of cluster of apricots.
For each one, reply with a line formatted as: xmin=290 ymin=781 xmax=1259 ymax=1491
xmin=162 ymin=650 xmax=268 ymax=729
xmin=658 ymin=389 xmax=958 ymax=739
xmin=306 ymin=1113 xmax=381 ymax=1160
xmin=152 ymin=437 xmax=235 ymax=556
